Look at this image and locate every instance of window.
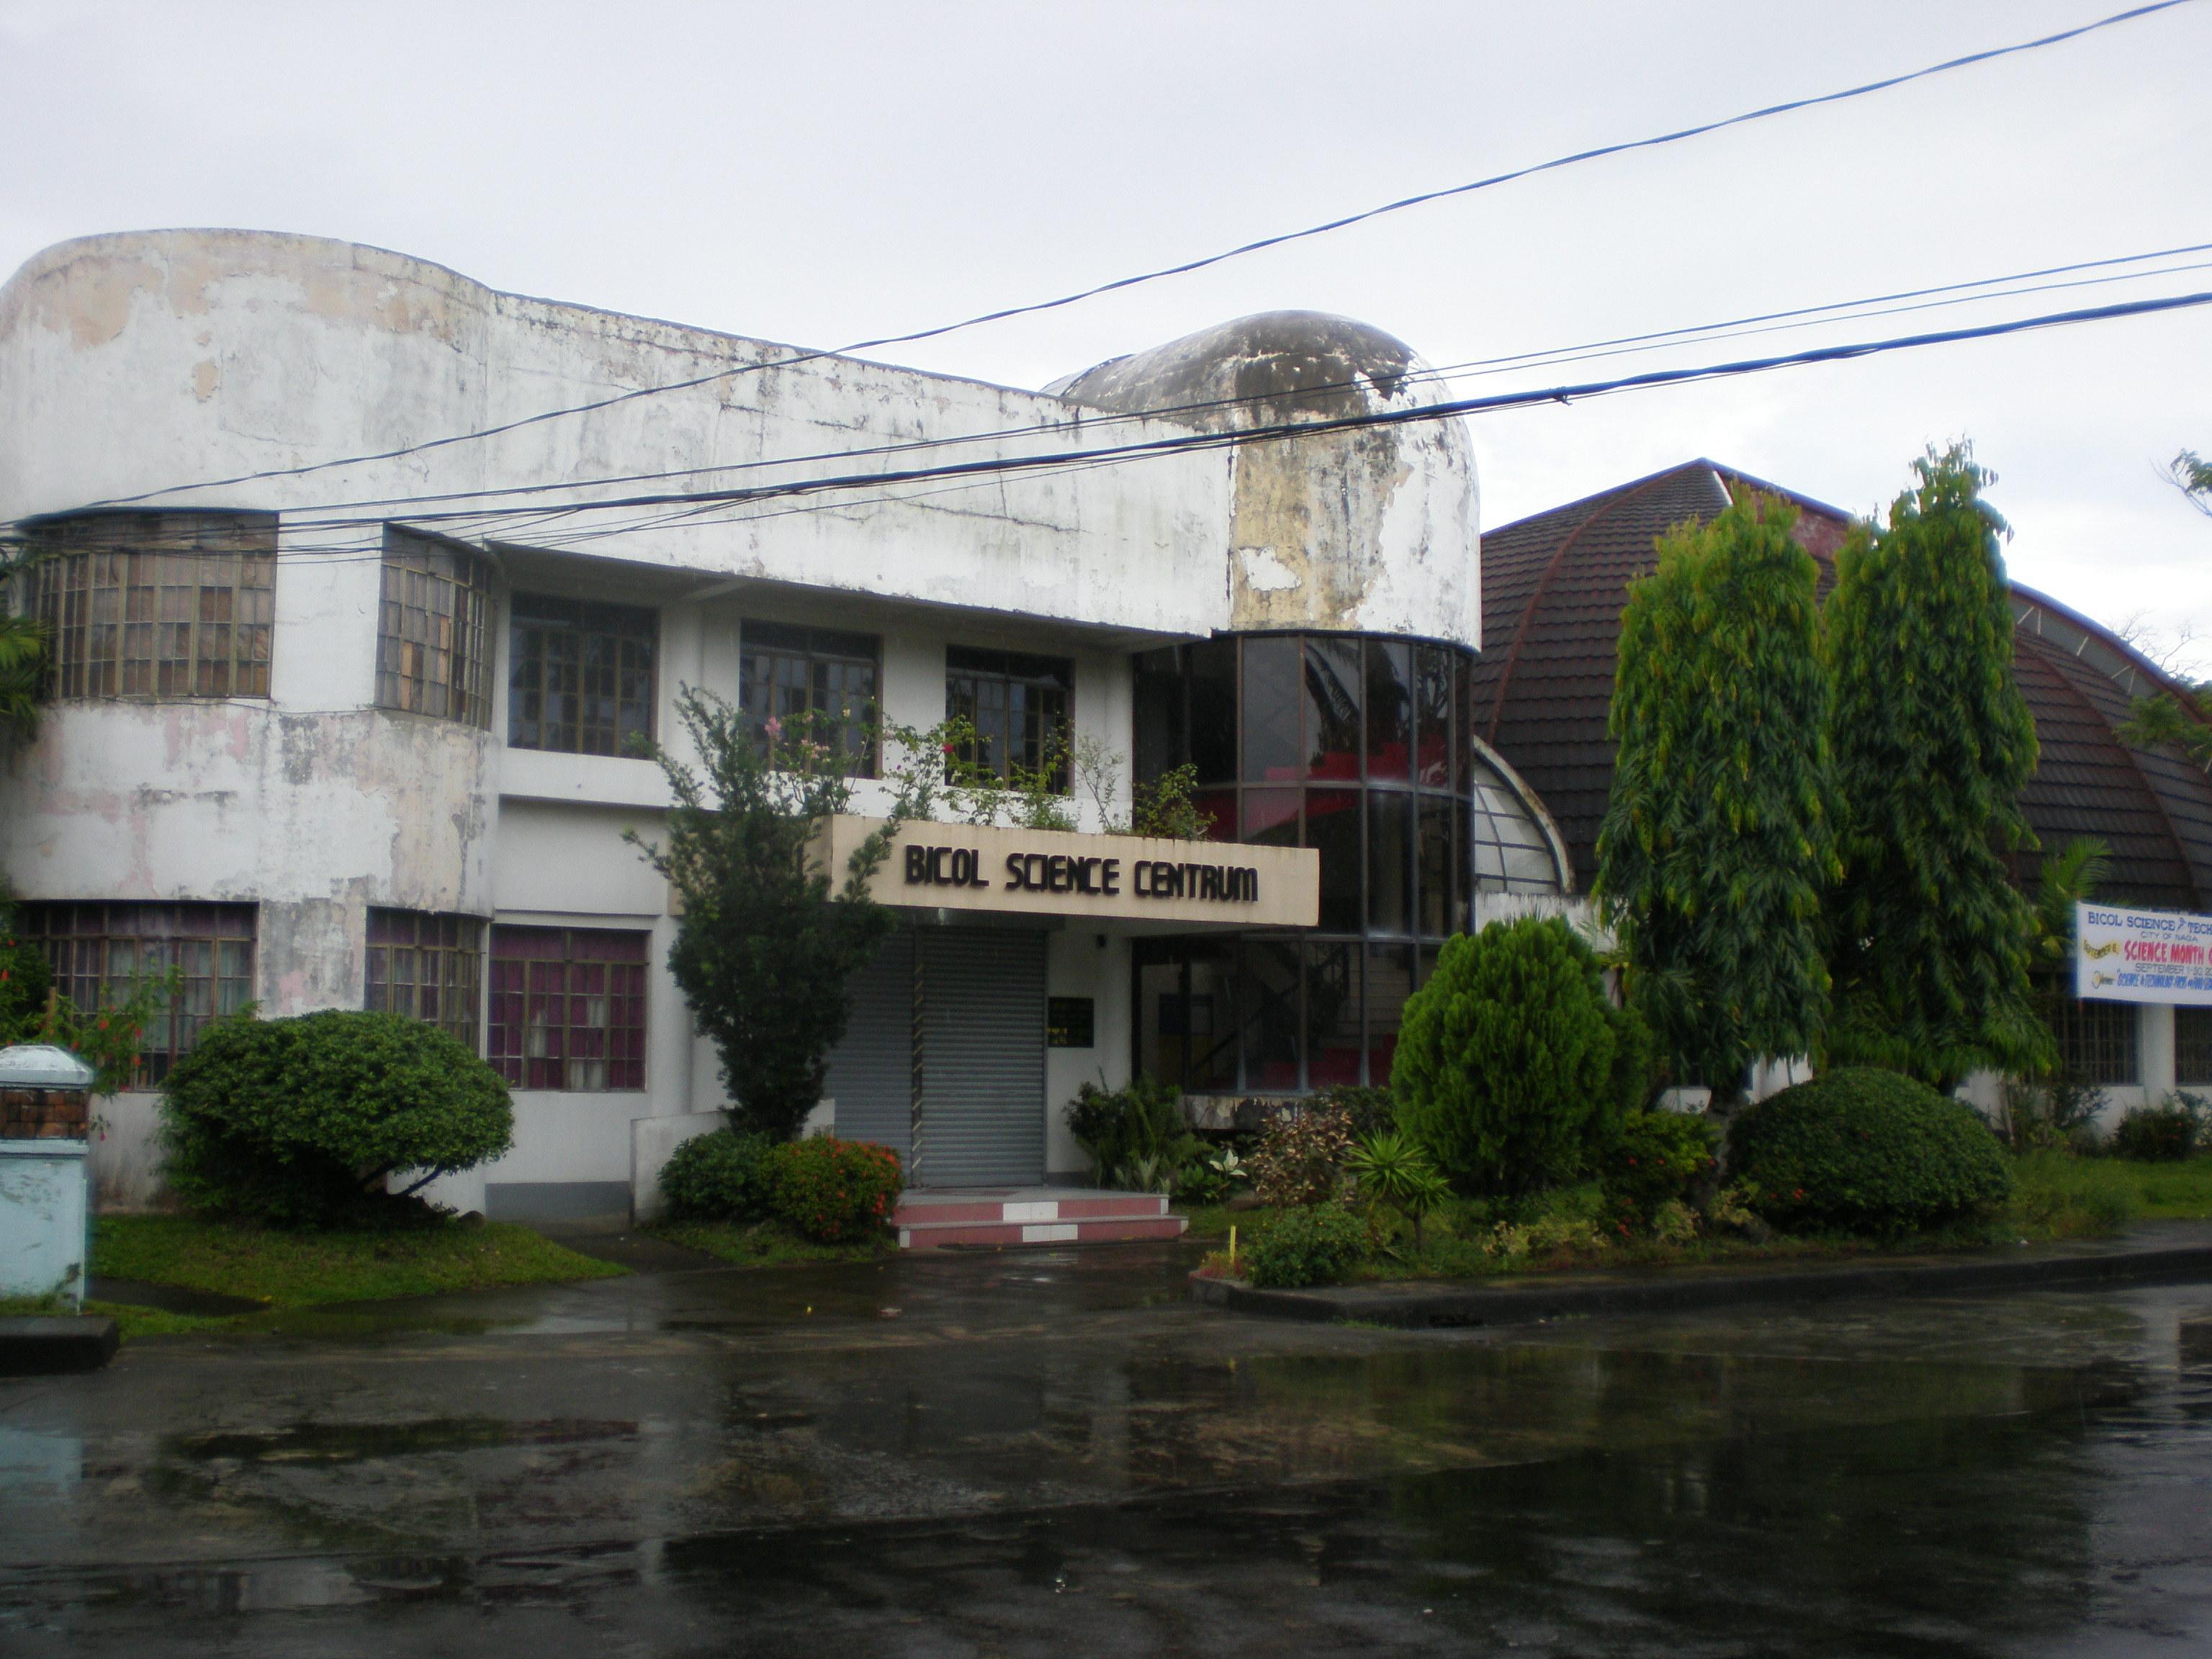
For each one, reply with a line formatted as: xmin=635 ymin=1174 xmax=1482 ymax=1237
xmin=2178 ymin=1006 xmax=2212 ymax=1087
xmin=946 ymin=645 xmax=1072 ymax=790
xmin=2050 ymin=995 xmax=2139 ymax=1086
xmin=508 ymin=593 xmax=656 ymax=756
xmin=739 ymin=619 xmax=878 ymax=776
xmin=377 ymin=529 xmax=493 ymax=727
xmin=364 ymin=909 xmax=483 ymax=1052
xmin=30 ymin=512 xmax=276 ymax=701
xmin=19 ymin=902 xmax=255 ymax=1086
xmin=489 ymin=927 xmax=649 ymax=1091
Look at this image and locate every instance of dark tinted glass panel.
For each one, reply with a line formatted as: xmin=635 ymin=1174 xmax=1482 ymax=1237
xmin=1132 ymin=646 xmax=1184 ymax=783
xmin=1190 ymin=788 xmax=1238 ymax=843
xmin=1239 ymin=938 xmax=1303 ymax=1091
xmin=1415 ymin=644 xmax=1454 ymax=788
xmin=2178 ymin=1006 xmax=2212 ymax=1085
xmin=1452 ymin=651 xmax=1471 ymax=794
xmin=1184 ymin=939 xmax=1239 ymax=1090
xmin=1305 ymin=637 xmax=1362 ymax=781
xmin=1306 ymin=787 xmax=1362 ymax=932
xmin=1305 ymin=941 xmax=1362 ymax=1088
xmin=1242 ymin=788 xmax=1300 ymax=848
xmin=1242 ymin=636 xmax=1303 ymax=783
xmin=1135 ymin=948 xmax=1187 ymax=1087
xmin=1418 ymin=796 xmax=1455 ymax=937
xmin=1366 ymin=639 xmax=1413 ymax=781
xmin=1188 ymin=639 xmax=1238 ymax=784
xmin=1367 ymin=944 xmax=1416 ymax=1085
xmin=1367 ymin=791 xmax=1412 ymax=935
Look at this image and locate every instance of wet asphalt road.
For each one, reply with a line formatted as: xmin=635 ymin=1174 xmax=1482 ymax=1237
xmin=2 ymin=1235 xmax=2209 ymax=1656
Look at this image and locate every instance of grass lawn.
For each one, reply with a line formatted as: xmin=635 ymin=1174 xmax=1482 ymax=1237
xmin=91 ymin=1214 xmax=625 ymax=1310
xmin=652 ymin=1219 xmax=894 ymax=1267
xmin=0 ymin=1293 xmax=230 ymax=1340
xmin=2012 ymin=1151 xmax=2212 ymax=1222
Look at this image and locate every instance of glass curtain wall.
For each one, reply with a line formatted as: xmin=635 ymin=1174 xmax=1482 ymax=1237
xmin=1132 ymin=632 xmax=1551 ymax=1094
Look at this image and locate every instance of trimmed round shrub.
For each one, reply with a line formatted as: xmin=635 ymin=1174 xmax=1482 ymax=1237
xmin=1728 ymin=1067 xmax=2012 ymax=1236
xmin=759 ymin=1135 xmax=904 ymax=1243
xmin=1599 ymin=1110 xmax=1719 ymax=1233
xmin=2112 ymin=1101 xmax=2200 ymax=1162
xmin=161 ymin=1010 xmax=513 ymax=1228
xmin=1393 ymin=917 xmax=1618 ymax=1196
xmin=1246 ymin=1203 xmax=1373 ymax=1288
xmin=660 ymin=1129 xmax=775 ymax=1220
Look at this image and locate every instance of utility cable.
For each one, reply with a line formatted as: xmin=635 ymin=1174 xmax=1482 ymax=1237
xmin=76 ymin=0 xmax=2200 ymax=509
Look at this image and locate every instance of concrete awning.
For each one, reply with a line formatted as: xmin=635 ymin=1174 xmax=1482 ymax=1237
xmin=0 ymin=1045 xmax=97 ymax=1091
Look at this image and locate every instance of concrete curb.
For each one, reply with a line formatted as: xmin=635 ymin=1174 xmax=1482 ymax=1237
xmin=1189 ymin=1239 xmax=2212 ymax=1328
xmin=0 ymin=1315 xmax=120 ymax=1375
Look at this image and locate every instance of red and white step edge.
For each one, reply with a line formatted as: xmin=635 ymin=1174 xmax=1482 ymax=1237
xmin=891 ymin=1188 xmax=1188 ymax=1250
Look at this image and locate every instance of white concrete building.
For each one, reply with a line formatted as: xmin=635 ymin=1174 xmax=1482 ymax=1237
xmin=0 ymin=230 xmax=1568 ymax=1218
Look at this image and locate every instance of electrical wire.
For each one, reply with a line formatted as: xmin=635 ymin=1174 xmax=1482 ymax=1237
xmin=73 ymin=0 xmax=2200 ymax=511
xmin=169 ymin=285 xmax=2212 ymax=565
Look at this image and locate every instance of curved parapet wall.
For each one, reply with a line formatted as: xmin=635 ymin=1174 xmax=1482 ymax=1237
xmin=0 ymin=229 xmax=1232 ymax=638
xmin=1051 ymin=311 xmax=1480 ymax=649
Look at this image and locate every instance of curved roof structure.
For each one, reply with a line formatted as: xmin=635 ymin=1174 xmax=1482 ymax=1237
xmin=1473 ymin=459 xmax=2212 ymax=909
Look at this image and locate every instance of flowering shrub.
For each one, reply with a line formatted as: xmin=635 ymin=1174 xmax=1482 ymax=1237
xmin=1598 ymin=1110 xmax=1719 ymax=1234
xmin=1729 ymin=1067 xmax=2012 ymax=1236
xmin=758 ymin=1135 xmax=904 ymax=1243
xmin=1249 ymin=1102 xmax=1355 ymax=1207
xmin=2111 ymin=1095 xmax=2203 ymax=1162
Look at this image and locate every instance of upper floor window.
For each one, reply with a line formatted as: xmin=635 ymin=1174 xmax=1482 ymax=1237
xmin=364 ymin=908 xmax=483 ymax=1053
xmin=739 ymin=619 xmax=878 ymax=777
xmin=946 ymin=645 xmax=1072 ymax=791
xmin=508 ymin=593 xmax=657 ymax=756
xmin=30 ymin=512 xmax=276 ymax=701
xmin=19 ymin=901 xmax=256 ymax=1086
xmin=377 ymin=529 xmax=493 ymax=727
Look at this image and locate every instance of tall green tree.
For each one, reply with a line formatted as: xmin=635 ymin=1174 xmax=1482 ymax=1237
xmin=1595 ymin=492 xmax=1838 ymax=1112
xmin=1825 ymin=445 xmax=2048 ymax=1087
xmin=629 ymin=693 xmax=934 ymax=1141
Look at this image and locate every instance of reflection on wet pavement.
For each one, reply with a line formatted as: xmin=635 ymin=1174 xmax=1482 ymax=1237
xmin=3 ymin=1240 xmax=2208 ymax=1655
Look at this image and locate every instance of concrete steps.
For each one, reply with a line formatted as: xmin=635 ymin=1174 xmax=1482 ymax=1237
xmin=893 ymin=1187 xmax=1187 ymax=1250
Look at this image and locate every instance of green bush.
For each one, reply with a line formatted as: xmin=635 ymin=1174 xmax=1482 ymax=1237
xmin=659 ymin=1129 xmax=776 ymax=1220
xmin=161 ymin=1010 xmax=513 ymax=1228
xmin=1245 ymin=1203 xmax=1373 ymax=1288
xmin=758 ymin=1135 xmax=904 ymax=1243
xmin=1599 ymin=1110 xmax=1719 ymax=1233
xmin=1393 ymin=917 xmax=1618 ymax=1196
xmin=0 ymin=891 xmax=53 ymax=1043
xmin=1319 ymin=1085 xmax=1398 ymax=1138
xmin=2111 ymin=1096 xmax=2203 ymax=1162
xmin=1728 ymin=1067 xmax=2012 ymax=1236
xmin=1066 ymin=1075 xmax=1195 ymax=1190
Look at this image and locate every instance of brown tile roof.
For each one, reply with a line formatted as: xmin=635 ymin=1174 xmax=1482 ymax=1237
xmin=1477 ymin=460 xmax=2212 ymax=909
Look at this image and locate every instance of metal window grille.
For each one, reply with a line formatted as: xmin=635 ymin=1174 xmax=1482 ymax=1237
xmin=30 ymin=513 xmax=276 ymax=701
xmin=377 ymin=529 xmax=493 ymax=727
xmin=738 ymin=620 xmax=879 ymax=776
xmin=508 ymin=593 xmax=657 ymax=756
xmin=19 ymin=902 xmax=256 ymax=1086
xmin=2176 ymin=1006 xmax=2212 ymax=1087
xmin=364 ymin=909 xmax=484 ymax=1053
xmin=945 ymin=644 xmax=1072 ymax=790
xmin=2050 ymin=995 xmax=2140 ymax=1086
xmin=488 ymin=927 xmax=649 ymax=1092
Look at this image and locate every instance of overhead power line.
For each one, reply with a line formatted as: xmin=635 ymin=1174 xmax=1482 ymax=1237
xmin=230 ymin=287 xmax=2212 ymax=555
xmin=78 ymin=236 xmax=2212 ymax=528
xmin=86 ymin=0 xmax=2200 ymax=510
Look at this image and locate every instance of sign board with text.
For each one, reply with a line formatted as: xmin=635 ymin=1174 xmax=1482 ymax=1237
xmin=2074 ymin=901 xmax=2212 ymax=1004
xmin=815 ymin=815 xmax=1319 ymax=929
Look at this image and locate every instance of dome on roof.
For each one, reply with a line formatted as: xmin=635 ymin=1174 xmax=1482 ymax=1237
xmin=1472 ymin=460 xmax=2212 ymax=908
xmin=1049 ymin=313 xmax=1480 ymax=647
xmin=1048 ymin=310 xmax=1422 ymax=428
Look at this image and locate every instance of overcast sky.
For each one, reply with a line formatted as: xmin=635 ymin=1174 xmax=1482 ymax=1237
xmin=3 ymin=1 xmax=2208 ymax=662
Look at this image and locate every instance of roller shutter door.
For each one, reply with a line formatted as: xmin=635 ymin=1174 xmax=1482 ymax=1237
xmin=823 ymin=929 xmax=913 ymax=1165
xmin=916 ymin=927 xmax=1047 ymax=1187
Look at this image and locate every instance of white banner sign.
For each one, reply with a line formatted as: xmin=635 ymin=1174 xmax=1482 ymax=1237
xmin=2075 ymin=902 xmax=2212 ymax=1004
